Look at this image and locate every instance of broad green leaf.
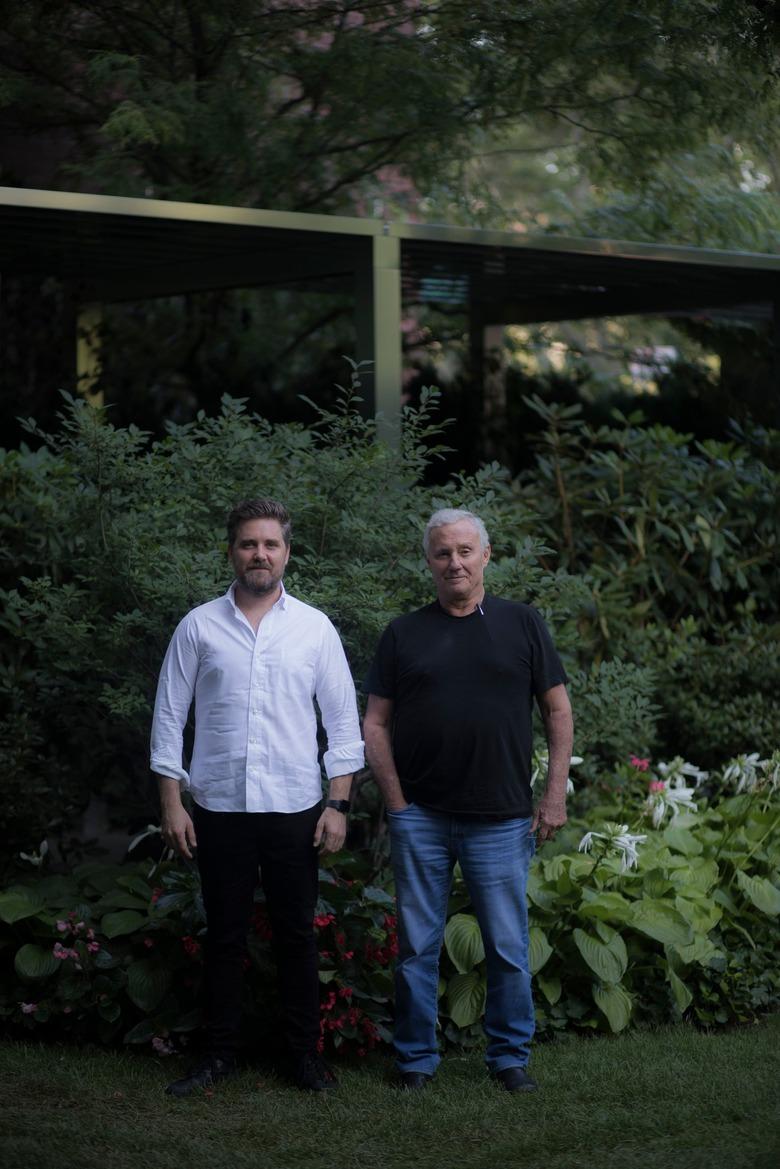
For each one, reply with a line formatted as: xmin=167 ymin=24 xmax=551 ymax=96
xmin=444 ymin=913 xmax=485 ymax=974
xmin=577 ymin=890 xmax=632 ymax=923
xmin=446 ymin=971 xmax=486 ymax=1027
xmin=627 ymin=899 xmax=693 ymax=946
xmin=97 ymin=891 xmax=150 ymax=911
xmin=592 ymin=983 xmax=632 ymax=1033
xmin=735 ymin=871 xmax=780 ymax=916
xmin=642 ymin=868 xmax=673 ymax=899
xmin=126 ymin=959 xmax=172 ymax=1012
xmin=101 ymin=910 xmax=146 ymax=938
xmin=14 ymin=943 xmax=60 ymax=980
xmin=667 ymin=968 xmax=693 ymax=1014
xmin=670 ymin=936 xmax=720 ymax=967
xmin=123 ymin=1018 xmax=156 ymax=1045
xmin=662 ymin=825 xmax=702 ymax=857
xmin=34 ymin=876 xmax=79 ymax=905
xmin=573 ymin=928 xmax=627 ymax=984
xmin=674 ymin=896 xmax=721 ymax=934
xmin=526 ymin=872 xmax=559 ymax=912
xmin=0 ymin=888 xmax=45 ymax=924
xmin=318 ymin=969 xmax=337 ymax=982
xmin=528 ymin=926 xmax=553 ymax=975
xmin=363 ymin=885 xmax=395 ymax=906
xmin=535 ymin=971 xmax=562 ymax=1005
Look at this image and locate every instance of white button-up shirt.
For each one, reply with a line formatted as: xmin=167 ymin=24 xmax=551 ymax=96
xmin=150 ymin=583 xmax=364 ymax=813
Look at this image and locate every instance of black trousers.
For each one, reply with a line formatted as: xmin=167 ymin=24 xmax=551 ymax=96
xmin=192 ymin=800 xmax=321 ymax=1062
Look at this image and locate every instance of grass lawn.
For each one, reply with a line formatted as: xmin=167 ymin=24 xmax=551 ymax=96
xmin=2 ymin=1017 xmax=779 ymax=1169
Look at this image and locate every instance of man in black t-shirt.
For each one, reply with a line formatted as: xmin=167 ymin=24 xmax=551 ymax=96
xmin=364 ymin=508 xmax=573 ymax=1094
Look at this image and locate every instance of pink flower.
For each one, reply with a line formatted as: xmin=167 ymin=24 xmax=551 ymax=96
xmin=52 ymin=943 xmax=68 ymax=959
xmin=63 ymin=1006 xmax=73 ymax=1015
xmin=87 ymin=941 xmax=100 ymax=953
xmin=86 ymin=928 xmax=95 ymax=940
xmin=630 ymin=756 xmax=650 ymax=771
xmin=143 ymin=937 xmax=155 ymax=949
xmin=152 ymin=1036 xmax=175 ymax=1056
xmin=56 ymin=920 xmax=68 ymax=933
xmin=649 ymin=780 xmax=666 ymax=793
xmin=20 ymin=1002 xmax=38 ymax=1014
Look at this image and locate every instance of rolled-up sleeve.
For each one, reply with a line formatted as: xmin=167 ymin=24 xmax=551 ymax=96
xmin=150 ymin=615 xmax=199 ymax=785
xmin=315 ymin=620 xmax=365 ymax=779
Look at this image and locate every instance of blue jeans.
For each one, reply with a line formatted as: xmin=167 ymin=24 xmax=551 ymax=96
xmin=388 ymin=803 xmax=536 ymax=1075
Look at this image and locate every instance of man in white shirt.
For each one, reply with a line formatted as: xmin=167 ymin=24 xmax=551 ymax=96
xmin=151 ymin=498 xmax=364 ymax=1095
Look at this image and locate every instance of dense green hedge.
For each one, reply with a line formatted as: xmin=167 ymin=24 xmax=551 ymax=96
xmin=2 ymin=377 xmax=777 ymax=859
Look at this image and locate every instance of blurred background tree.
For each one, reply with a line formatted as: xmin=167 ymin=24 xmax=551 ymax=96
xmin=1 ymin=0 xmax=778 ymax=446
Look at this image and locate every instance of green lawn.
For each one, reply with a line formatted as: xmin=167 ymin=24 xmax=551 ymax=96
xmin=3 ymin=1018 xmax=779 ymax=1169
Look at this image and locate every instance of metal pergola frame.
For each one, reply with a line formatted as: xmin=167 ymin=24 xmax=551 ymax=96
xmin=2 ymin=185 xmax=779 ymax=441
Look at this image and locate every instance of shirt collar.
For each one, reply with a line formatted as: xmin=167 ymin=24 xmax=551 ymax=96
xmin=226 ymin=579 xmax=288 ymax=613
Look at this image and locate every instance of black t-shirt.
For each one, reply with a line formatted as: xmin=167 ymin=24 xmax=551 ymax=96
xmin=364 ymin=594 xmax=567 ymax=819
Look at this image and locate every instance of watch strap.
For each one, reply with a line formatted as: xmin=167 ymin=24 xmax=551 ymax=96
xmin=325 ymin=798 xmax=351 ymax=814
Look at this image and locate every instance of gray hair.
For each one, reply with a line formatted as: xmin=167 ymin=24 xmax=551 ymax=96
xmin=422 ymin=509 xmax=490 ymax=556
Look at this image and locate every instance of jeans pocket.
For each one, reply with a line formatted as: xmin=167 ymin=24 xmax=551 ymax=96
xmin=387 ymin=802 xmax=416 ymax=817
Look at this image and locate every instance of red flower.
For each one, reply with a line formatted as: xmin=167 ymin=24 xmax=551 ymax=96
xmin=181 ymin=936 xmax=201 ymax=958
xmin=313 ymin=913 xmax=335 ymax=929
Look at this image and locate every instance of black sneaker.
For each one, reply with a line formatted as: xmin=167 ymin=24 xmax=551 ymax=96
xmin=293 ymin=1051 xmax=339 ymax=1092
xmin=494 ymin=1065 xmax=537 ymax=1093
xmin=165 ymin=1055 xmax=236 ymax=1097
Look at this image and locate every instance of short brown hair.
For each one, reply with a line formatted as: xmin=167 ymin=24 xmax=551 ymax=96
xmin=226 ymin=498 xmax=292 ymax=547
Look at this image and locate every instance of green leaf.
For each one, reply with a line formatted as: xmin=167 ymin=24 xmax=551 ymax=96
xmin=735 ymin=871 xmax=780 ymax=916
xmin=674 ymin=895 xmax=721 ymax=934
xmin=535 ymin=971 xmax=562 ymax=1005
xmin=592 ymin=983 xmax=632 ymax=1033
xmin=97 ymin=891 xmax=150 ymax=911
xmin=444 ymin=913 xmax=485 ymax=974
xmin=0 ymin=889 xmax=45 ymax=924
xmin=627 ymin=899 xmax=693 ymax=946
xmin=577 ymin=890 xmax=632 ymax=923
xmin=669 ymin=936 xmax=720 ymax=967
xmin=667 ymin=968 xmax=693 ymax=1014
xmin=125 ymin=959 xmax=172 ymax=1011
xmin=528 ymin=926 xmax=553 ymax=975
xmin=662 ymin=825 xmax=702 ymax=857
xmin=14 ymin=943 xmax=60 ymax=980
xmin=363 ymin=885 xmax=395 ymax=906
xmin=101 ymin=910 xmax=146 ymax=938
xmin=526 ymin=872 xmax=559 ymax=912
xmin=123 ymin=1018 xmax=156 ymax=1045
xmin=573 ymin=928 xmax=627 ymax=984
xmin=446 ymin=971 xmax=486 ymax=1027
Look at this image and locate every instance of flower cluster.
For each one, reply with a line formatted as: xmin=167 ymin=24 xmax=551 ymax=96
xmin=722 ymin=751 xmax=780 ymax=794
xmin=317 ymin=986 xmax=381 ymax=1057
xmin=578 ymin=822 xmax=647 ymax=871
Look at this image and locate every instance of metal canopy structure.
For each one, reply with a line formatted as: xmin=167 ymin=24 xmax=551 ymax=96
xmin=2 ymin=186 xmax=779 ymax=433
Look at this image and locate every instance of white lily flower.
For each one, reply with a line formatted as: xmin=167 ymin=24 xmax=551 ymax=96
xmin=612 ymin=828 xmax=647 ymax=871
xmin=722 ymin=753 xmax=762 ymax=792
xmin=759 ymin=751 xmax=780 ymax=792
xmin=657 ymin=757 xmax=709 ymax=788
xmin=644 ymin=780 xmax=698 ymax=828
xmin=577 ymin=823 xmax=646 ymax=871
xmin=531 ymin=748 xmax=581 ymax=793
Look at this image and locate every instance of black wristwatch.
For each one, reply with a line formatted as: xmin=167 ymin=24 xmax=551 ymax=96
xmin=325 ymin=799 xmax=351 ymax=814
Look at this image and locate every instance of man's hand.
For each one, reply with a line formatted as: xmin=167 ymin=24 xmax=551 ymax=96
xmin=161 ymin=801 xmax=197 ymax=860
xmin=532 ymin=795 xmax=567 ymax=845
xmin=314 ymin=807 xmax=347 ymax=853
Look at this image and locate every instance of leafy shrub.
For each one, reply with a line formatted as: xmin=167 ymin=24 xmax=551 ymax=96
xmin=0 ymin=848 xmax=398 ymax=1059
xmin=439 ymin=750 xmax=780 ymax=1038
xmin=3 ymin=750 xmax=777 ymax=1055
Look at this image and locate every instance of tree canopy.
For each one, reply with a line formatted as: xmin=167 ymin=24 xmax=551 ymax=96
xmin=1 ymin=1 xmax=776 ymax=217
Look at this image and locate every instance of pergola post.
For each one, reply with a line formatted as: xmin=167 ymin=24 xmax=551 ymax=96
xmin=355 ymin=235 xmax=402 ymax=447
xmin=76 ymin=303 xmax=104 ymax=406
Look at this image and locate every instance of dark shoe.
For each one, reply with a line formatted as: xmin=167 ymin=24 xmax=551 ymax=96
xmin=494 ymin=1066 xmax=537 ymax=1093
xmin=165 ymin=1055 xmax=236 ymax=1097
xmin=399 ymin=1071 xmax=433 ymax=1091
xmin=294 ymin=1051 xmax=339 ymax=1092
